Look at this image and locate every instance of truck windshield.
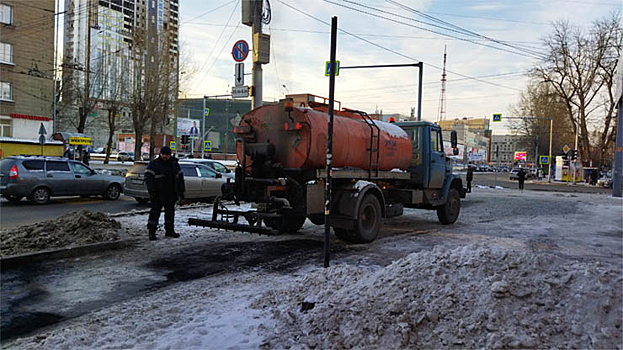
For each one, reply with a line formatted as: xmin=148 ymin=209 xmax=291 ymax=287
xmin=404 ymin=127 xmax=420 ymax=149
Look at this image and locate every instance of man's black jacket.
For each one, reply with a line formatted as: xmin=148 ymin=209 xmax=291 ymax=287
xmin=145 ymin=156 xmax=185 ymax=202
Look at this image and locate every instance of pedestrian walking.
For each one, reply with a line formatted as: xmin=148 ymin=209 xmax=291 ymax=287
xmin=81 ymin=150 xmax=90 ymax=166
xmin=466 ymin=165 xmax=473 ymax=193
xmin=518 ymin=168 xmax=526 ymax=191
xmin=145 ymin=146 xmax=185 ymax=241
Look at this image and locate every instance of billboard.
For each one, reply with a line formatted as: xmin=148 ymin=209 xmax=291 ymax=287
xmin=514 ymin=151 xmax=527 ymax=161
xmin=177 ymin=118 xmax=200 ymax=138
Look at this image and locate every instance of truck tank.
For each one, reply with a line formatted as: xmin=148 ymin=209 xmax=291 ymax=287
xmin=235 ymin=99 xmax=412 ymax=171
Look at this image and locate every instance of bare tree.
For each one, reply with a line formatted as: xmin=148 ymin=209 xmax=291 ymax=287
xmin=511 ymin=81 xmax=576 ymax=160
xmin=533 ymin=12 xmax=622 ymax=168
xmin=101 ymin=52 xmax=130 ymax=164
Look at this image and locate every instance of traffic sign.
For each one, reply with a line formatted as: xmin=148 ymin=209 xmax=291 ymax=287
xmin=235 ymin=63 xmax=244 ymax=87
xmin=325 ymin=60 xmax=340 ymax=76
xmin=170 ymin=141 xmax=176 ymax=150
xmin=539 ymin=155 xmax=550 ymax=165
xmin=38 ymin=122 xmax=47 ymax=135
xmin=562 ymin=144 xmax=570 ymax=154
xmin=232 ymin=40 xmax=249 ymax=62
xmin=232 ymin=85 xmax=250 ymax=98
xmin=492 ymin=113 xmax=502 ymax=122
xmin=204 ymin=108 xmax=210 ymax=117
xmin=204 ymin=140 xmax=212 ymax=152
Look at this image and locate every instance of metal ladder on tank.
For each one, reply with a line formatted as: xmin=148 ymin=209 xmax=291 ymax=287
xmin=355 ymin=111 xmax=381 ymax=178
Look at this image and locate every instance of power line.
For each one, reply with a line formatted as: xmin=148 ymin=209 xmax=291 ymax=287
xmin=277 ymin=0 xmax=523 ymax=92
xmin=189 ymin=1 xmax=239 ymax=91
xmin=179 ymin=0 xmax=237 ymax=25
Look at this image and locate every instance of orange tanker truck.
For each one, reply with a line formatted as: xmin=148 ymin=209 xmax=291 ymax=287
xmin=189 ymin=98 xmax=465 ymax=243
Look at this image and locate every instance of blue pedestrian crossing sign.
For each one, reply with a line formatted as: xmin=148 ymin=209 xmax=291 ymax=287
xmin=169 ymin=141 xmax=176 ymax=150
xmin=204 ymin=140 xmax=212 ymax=151
xmin=204 ymin=108 xmax=210 ymax=117
xmin=539 ymin=155 xmax=550 ymax=165
xmin=492 ymin=113 xmax=502 ymax=122
xmin=325 ymin=60 xmax=340 ymax=76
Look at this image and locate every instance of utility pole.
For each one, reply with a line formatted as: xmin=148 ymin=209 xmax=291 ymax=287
xmin=83 ymin=0 xmax=92 ymax=134
xmin=252 ymin=0 xmax=263 ymax=109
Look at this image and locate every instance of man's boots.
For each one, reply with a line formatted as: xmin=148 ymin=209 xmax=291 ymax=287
xmin=148 ymin=227 xmax=157 ymax=241
xmin=165 ymin=224 xmax=179 ymax=238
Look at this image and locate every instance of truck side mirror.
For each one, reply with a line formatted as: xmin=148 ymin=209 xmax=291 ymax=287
xmin=450 ymin=130 xmax=459 ymax=155
xmin=450 ymin=130 xmax=458 ymax=148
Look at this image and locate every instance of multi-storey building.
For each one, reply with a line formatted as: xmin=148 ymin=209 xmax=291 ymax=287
xmin=61 ymin=0 xmax=179 ymax=148
xmin=439 ymin=117 xmax=491 ymax=162
xmin=491 ymin=134 xmax=528 ymax=164
xmin=0 ymin=1 xmax=55 ymax=140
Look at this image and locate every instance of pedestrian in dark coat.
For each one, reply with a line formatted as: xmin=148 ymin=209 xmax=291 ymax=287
xmin=145 ymin=146 xmax=185 ymax=240
xmin=81 ymin=150 xmax=90 ymax=166
xmin=518 ymin=168 xmax=526 ymax=191
xmin=466 ymin=166 xmax=474 ymax=193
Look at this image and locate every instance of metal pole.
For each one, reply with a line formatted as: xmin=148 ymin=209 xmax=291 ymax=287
xmin=252 ymin=0 xmax=263 ymax=109
xmin=573 ymin=123 xmax=578 ymax=184
xmin=202 ymin=96 xmax=206 ymax=159
xmin=417 ymin=62 xmax=423 ymax=121
xmin=324 ymin=16 xmax=338 ymax=268
xmin=613 ymin=97 xmax=622 ymax=197
xmin=548 ymin=119 xmax=553 ymax=182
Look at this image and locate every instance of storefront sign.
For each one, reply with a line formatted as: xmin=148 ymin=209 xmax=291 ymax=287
xmin=10 ymin=113 xmax=50 ymax=121
xmin=69 ymin=137 xmax=92 ymax=145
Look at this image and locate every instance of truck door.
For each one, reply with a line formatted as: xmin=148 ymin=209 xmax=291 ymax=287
xmin=429 ymin=128 xmax=445 ymax=188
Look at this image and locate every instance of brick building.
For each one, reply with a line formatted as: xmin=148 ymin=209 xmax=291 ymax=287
xmin=0 ymin=1 xmax=55 ymax=140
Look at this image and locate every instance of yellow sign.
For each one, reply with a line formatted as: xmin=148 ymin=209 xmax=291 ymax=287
xmin=68 ymin=137 xmax=92 ymax=145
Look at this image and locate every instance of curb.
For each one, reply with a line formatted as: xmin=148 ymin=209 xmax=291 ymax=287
xmin=0 ymin=239 xmax=133 ymax=271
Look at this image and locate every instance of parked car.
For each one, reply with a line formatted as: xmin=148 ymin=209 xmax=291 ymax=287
xmin=179 ymin=159 xmax=235 ymax=179
xmin=117 ymin=151 xmax=135 ymax=162
xmin=597 ymin=176 xmax=613 ymax=188
xmin=123 ymin=161 xmax=229 ymax=203
xmin=0 ymin=156 xmax=124 ymax=204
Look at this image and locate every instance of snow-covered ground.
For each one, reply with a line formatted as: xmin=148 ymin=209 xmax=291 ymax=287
xmin=4 ymin=188 xmax=622 ymax=349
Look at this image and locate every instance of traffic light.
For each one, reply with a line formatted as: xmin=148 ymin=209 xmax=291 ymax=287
xmin=562 ymin=153 xmax=568 ymax=161
xmin=181 ymin=135 xmax=189 ymax=144
xmin=571 ymin=149 xmax=578 ymax=161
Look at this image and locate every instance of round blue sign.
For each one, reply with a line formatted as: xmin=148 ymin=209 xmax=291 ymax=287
xmin=232 ymin=40 xmax=249 ymax=62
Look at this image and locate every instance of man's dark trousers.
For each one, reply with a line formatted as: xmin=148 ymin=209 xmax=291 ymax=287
xmin=148 ymin=197 xmax=176 ymax=232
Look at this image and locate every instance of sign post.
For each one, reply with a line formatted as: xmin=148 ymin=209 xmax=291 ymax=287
xmin=38 ymin=122 xmax=47 ymax=156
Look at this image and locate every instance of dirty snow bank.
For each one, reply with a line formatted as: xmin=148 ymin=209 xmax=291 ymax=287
xmin=255 ymin=244 xmax=622 ymax=349
xmin=0 ymin=210 xmax=121 ymax=257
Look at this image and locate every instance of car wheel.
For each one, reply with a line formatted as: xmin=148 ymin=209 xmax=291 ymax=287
xmin=104 ymin=184 xmax=122 ymax=200
xmin=31 ymin=187 xmax=51 ymax=205
xmin=135 ymin=197 xmax=149 ymax=204
xmin=3 ymin=195 xmax=23 ymax=203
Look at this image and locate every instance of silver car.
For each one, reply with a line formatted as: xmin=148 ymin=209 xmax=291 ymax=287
xmin=179 ymin=159 xmax=235 ymax=179
xmin=0 ymin=156 xmax=124 ymax=204
xmin=123 ymin=161 xmax=229 ymax=203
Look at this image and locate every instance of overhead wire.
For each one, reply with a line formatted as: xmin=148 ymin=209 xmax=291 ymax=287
xmin=189 ymin=1 xmax=239 ymax=91
xmin=277 ymin=0 xmax=523 ymax=92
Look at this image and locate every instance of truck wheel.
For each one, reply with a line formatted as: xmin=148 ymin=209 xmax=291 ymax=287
xmin=336 ymin=194 xmax=381 ymax=244
xmin=266 ymin=214 xmax=306 ymax=233
xmin=437 ymin=188 xmax=460 ymax=224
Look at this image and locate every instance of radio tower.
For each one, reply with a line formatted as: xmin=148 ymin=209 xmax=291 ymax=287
xmin=437 ymin=46 xmax=447 ymax=123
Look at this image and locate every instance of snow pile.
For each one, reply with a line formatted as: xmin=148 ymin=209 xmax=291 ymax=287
xmin=254 ymin=244 xmax=622 ymax=349
xmin=1 ymin=210 xmax=121 ymax=257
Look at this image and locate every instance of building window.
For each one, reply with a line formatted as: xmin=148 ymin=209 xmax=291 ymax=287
xmin=0 ymin=118 xmax=11 ymax=137
xmin=0 ymin=3 xmax=12 ymax=25
xmin=0 ymin=42 xmax=13 ymax=64
xmin=1 ymin=81 xmax=12 ymax=101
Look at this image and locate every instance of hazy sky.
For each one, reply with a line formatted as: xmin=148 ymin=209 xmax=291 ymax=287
xmin=180 ymin=1 xmax=620 ymax=134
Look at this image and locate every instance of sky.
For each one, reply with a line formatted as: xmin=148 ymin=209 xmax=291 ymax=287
xmin=177 ymin=0 xmax=621 ymax=135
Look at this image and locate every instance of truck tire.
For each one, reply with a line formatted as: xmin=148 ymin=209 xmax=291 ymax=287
xmin=437 ymin=188 xmax=460 ymax=224
xmin=334 ymin=194 xmax=381 ymax=244
xmin=265 ymin=215 xmax=306 ymax=233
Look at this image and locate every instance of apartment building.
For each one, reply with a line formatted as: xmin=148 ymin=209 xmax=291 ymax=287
xmin=60 ymin=0 xmax=179 ymax=148
xmin=491 ymin=134 xmax=527 ymax=164
xmin=0 ymin=1 xmax=55 ymax=140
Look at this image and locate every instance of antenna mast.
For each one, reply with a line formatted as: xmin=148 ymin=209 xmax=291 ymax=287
xmin=437 ymin=45 xmax=447 ymax=123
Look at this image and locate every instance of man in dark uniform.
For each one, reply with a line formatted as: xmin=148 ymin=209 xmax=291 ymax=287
xmin=518 ymin=168 xmax=526 ymax=191
xmin=145 ymin=146 xmax=185 ymax=240
xmin=466 ymin=165 xmax=474 ymax=193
